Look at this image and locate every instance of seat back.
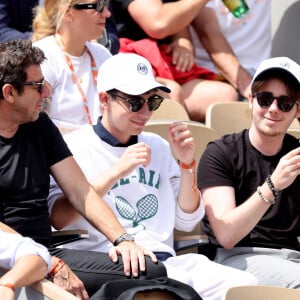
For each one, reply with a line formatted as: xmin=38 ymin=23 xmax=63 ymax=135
xmin=287 ymin=128 xmax=300 ymax=139
xmin=223 ymin=285 xmax=300 ymax=300
xmin=205 ymin=102 xmax=252 ymax=137
xmin=150 ymin=99 xmax=190 ymax=121
xmin=206 ymin=101 xmax=300 ymax=137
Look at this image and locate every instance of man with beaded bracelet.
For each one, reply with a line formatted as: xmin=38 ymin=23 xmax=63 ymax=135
xmin=198 ymin=56 xmax=300 ymax=288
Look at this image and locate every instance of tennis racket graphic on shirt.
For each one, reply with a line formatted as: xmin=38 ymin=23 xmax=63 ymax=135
xmin=115 ymin=194 xmax=158 ymax=227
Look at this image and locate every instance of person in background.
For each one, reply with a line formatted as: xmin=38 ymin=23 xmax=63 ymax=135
xmin=48 ymin=53 xmax=258 ymax=300
xmin=111 ymin=0 xmax=239 ymax=122
xmin=198 ymin=56 xmax=300 ymax=288
xmin=0 ymin=226 xmax=51 ymax=300
xmin=32 ymin=0 xmax=112 ymax=130
xmin=0 ymin=0 xmax=39 ymax=42
xmin=0 ymin=39 xmax=167 ymax=300
xmin=97 ymin=0 xmax=120 ymax=54
xmin=190 ymin=0 xmax=271 ymax=102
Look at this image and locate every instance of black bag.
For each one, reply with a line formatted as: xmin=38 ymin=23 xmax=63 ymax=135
xmin=92 ymin=277 xmax=202 ymax=300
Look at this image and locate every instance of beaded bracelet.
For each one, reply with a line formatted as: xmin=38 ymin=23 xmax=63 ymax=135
xmin=0 ymin=283 xmax=15 ymax=291
xmin=257 ymin=186 xmax=275 ymax=205
xmin=266 ymin=175 xmax=280 ymax=200
xmin=47 ymin=259 xmax=66 ymax=281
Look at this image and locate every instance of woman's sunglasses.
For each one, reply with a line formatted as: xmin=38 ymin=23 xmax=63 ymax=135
xmin=72 ymin=0 xmax=109 ymax=13
xmin=254 ymin=91 xmax=297 ymax=112
xmin=109 ymin=92 xmax=164 ymax=112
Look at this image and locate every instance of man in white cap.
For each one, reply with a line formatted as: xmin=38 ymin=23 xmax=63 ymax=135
xmin=198 ymin=56 xmax=300 ymax=287
xmin=48 ymin=53 xmax=257 ymax=300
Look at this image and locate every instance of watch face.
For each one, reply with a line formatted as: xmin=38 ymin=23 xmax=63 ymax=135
xmin=122 ymin=233 xmax=134 ymax=241
xmin=114 ymin=233 xmax=134 ymax=246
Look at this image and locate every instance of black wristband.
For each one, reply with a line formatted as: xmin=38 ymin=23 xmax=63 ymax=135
xmin=266 ymin=175 xmax=280 ymax=200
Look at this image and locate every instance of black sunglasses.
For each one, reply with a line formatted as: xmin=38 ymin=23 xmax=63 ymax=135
xmin=72 ymin=0 xmax=109 ymax=13
xmin=254 ymin=91 xmax=297 ymax=112
xmin=21 ymin=79 xmax=45 ymax=94
xmin=109 ymin=92 xmax=164 ymax=112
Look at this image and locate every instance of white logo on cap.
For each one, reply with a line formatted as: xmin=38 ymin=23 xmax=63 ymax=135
xmin=279 ymin=61 xmax=290 ymax=70
xmin=137 ymin=63 xmax=148 ymax=75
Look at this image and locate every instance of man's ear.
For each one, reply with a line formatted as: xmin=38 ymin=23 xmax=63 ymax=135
xmin=295 ymin=102 xmax=300 ymax=118
xmin=99 ymin=92 xmax=109 ymax=104
xmin=248 ymin=93 xmax=254 ymax=110
xmin=2 ymin=84 xmax=15 ymax=102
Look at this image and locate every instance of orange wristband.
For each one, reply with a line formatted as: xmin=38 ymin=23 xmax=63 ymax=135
xmin=0 ymin=283 xmax=15 ymax=291
xmin=48 ymin=259 xmax=66 ymax=281
xmin=179 ymin=159 xmax=195 ymax=170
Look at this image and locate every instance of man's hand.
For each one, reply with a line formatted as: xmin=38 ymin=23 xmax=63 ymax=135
xmin=168 ymin=122 xmax=196 ymax=165
xmin=52 ymin=263 xmax=89 ymax=300
xmin=109 ymin=242 xmax=157 ymax=277
xmin=271 ymin=146 xmax=300 ymax=191
xmin=116 ymin=143 xmax=151 ymax=178
xmin=167 ymin=37 xmax=194 ymax=72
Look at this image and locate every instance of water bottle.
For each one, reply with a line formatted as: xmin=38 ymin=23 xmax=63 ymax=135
xmin=222 ymin=0 xmax=249 ymax=18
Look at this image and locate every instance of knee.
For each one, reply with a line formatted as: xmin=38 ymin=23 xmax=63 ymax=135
xmin=143 ymin=256 xmax=167 ymax=279
xmin=233 ymin=270 xmax=259 ymax=286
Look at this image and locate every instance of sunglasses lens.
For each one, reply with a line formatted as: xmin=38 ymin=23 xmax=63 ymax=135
xmin=128 ymin=97 xmax=144 ymax=112
xmin=256 ymin=92 xmax=273 ymax=107
xmin=97 ymin=0 xmax=106 ymax=12
xmin=256 ymin=92 xmax=295 ymax=112
xmin=147 ymin=95 xmax=164 ymax=111
xmin=277 ymin=96 xmax=295 ymax=112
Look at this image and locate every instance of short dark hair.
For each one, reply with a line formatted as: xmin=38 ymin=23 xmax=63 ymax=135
xmin=0 ymin=39 xmax=46 ymax=99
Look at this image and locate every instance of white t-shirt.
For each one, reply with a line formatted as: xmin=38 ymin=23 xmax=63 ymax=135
xmin=191 ymin=0 xmax=271 ymax=73
xmin=33 ymin=36 xmax=111 ymax=129
xmin=48 ymin=126 xmax=204 ymax=256
xmin=0 ymin=231 xmax=51 ymax=270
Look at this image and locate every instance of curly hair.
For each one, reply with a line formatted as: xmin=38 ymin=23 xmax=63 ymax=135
xmin=32 ymin=0 xmax=79 ymax=41
xmin=0 ymin=40 xmax=46 ymax=99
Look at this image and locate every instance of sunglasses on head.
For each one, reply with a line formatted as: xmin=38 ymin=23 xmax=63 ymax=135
xmin=254 ymin=91 xmax=297 ymax=112
xmin=72 ymin=0 xmax=109 ymax=13
xmin=109 ymin=92 xmax=164 ymax=112
xmin=21 ymin=79 xmax=45 ymax=94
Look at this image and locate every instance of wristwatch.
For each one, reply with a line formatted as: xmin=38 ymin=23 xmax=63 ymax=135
xmin=113 ymin=233 xmax=135 ymax=246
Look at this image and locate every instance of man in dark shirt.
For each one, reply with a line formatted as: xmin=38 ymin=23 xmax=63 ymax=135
xmin=198 ymin=56 xmax=300 ymax=288
xmin=0 ymin=39 xmax=166 ymax=299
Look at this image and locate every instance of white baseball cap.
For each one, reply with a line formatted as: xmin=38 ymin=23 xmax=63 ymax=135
xmin=97 ymin=53 xmax=171 ymax=95
xmin=250 ymin=56 xmax=300 ymax=90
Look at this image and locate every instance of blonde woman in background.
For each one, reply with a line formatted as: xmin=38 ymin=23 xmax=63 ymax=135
xmin=32 ymin=0 xmax=112 ymax=130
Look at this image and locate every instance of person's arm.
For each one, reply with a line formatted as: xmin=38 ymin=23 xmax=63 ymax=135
xmin=0 ymin=1 xmax=32 ymax=42
xmin=50 ymin=156 xmax=157 ymax=277
xmin=0 ymin=254 xmax=48 ymax=300
xmin=201 ymin=147 xmax=300 ymax=249
xmin=0 ymin=231 xmax=50 ymax=300
xmin=192 ymin=7 xmax=251 ymax=98
xmin=168 ymin=122 xmax=200 ymax=213
xmin=127 ymin=0 xmax=209 ymax=39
